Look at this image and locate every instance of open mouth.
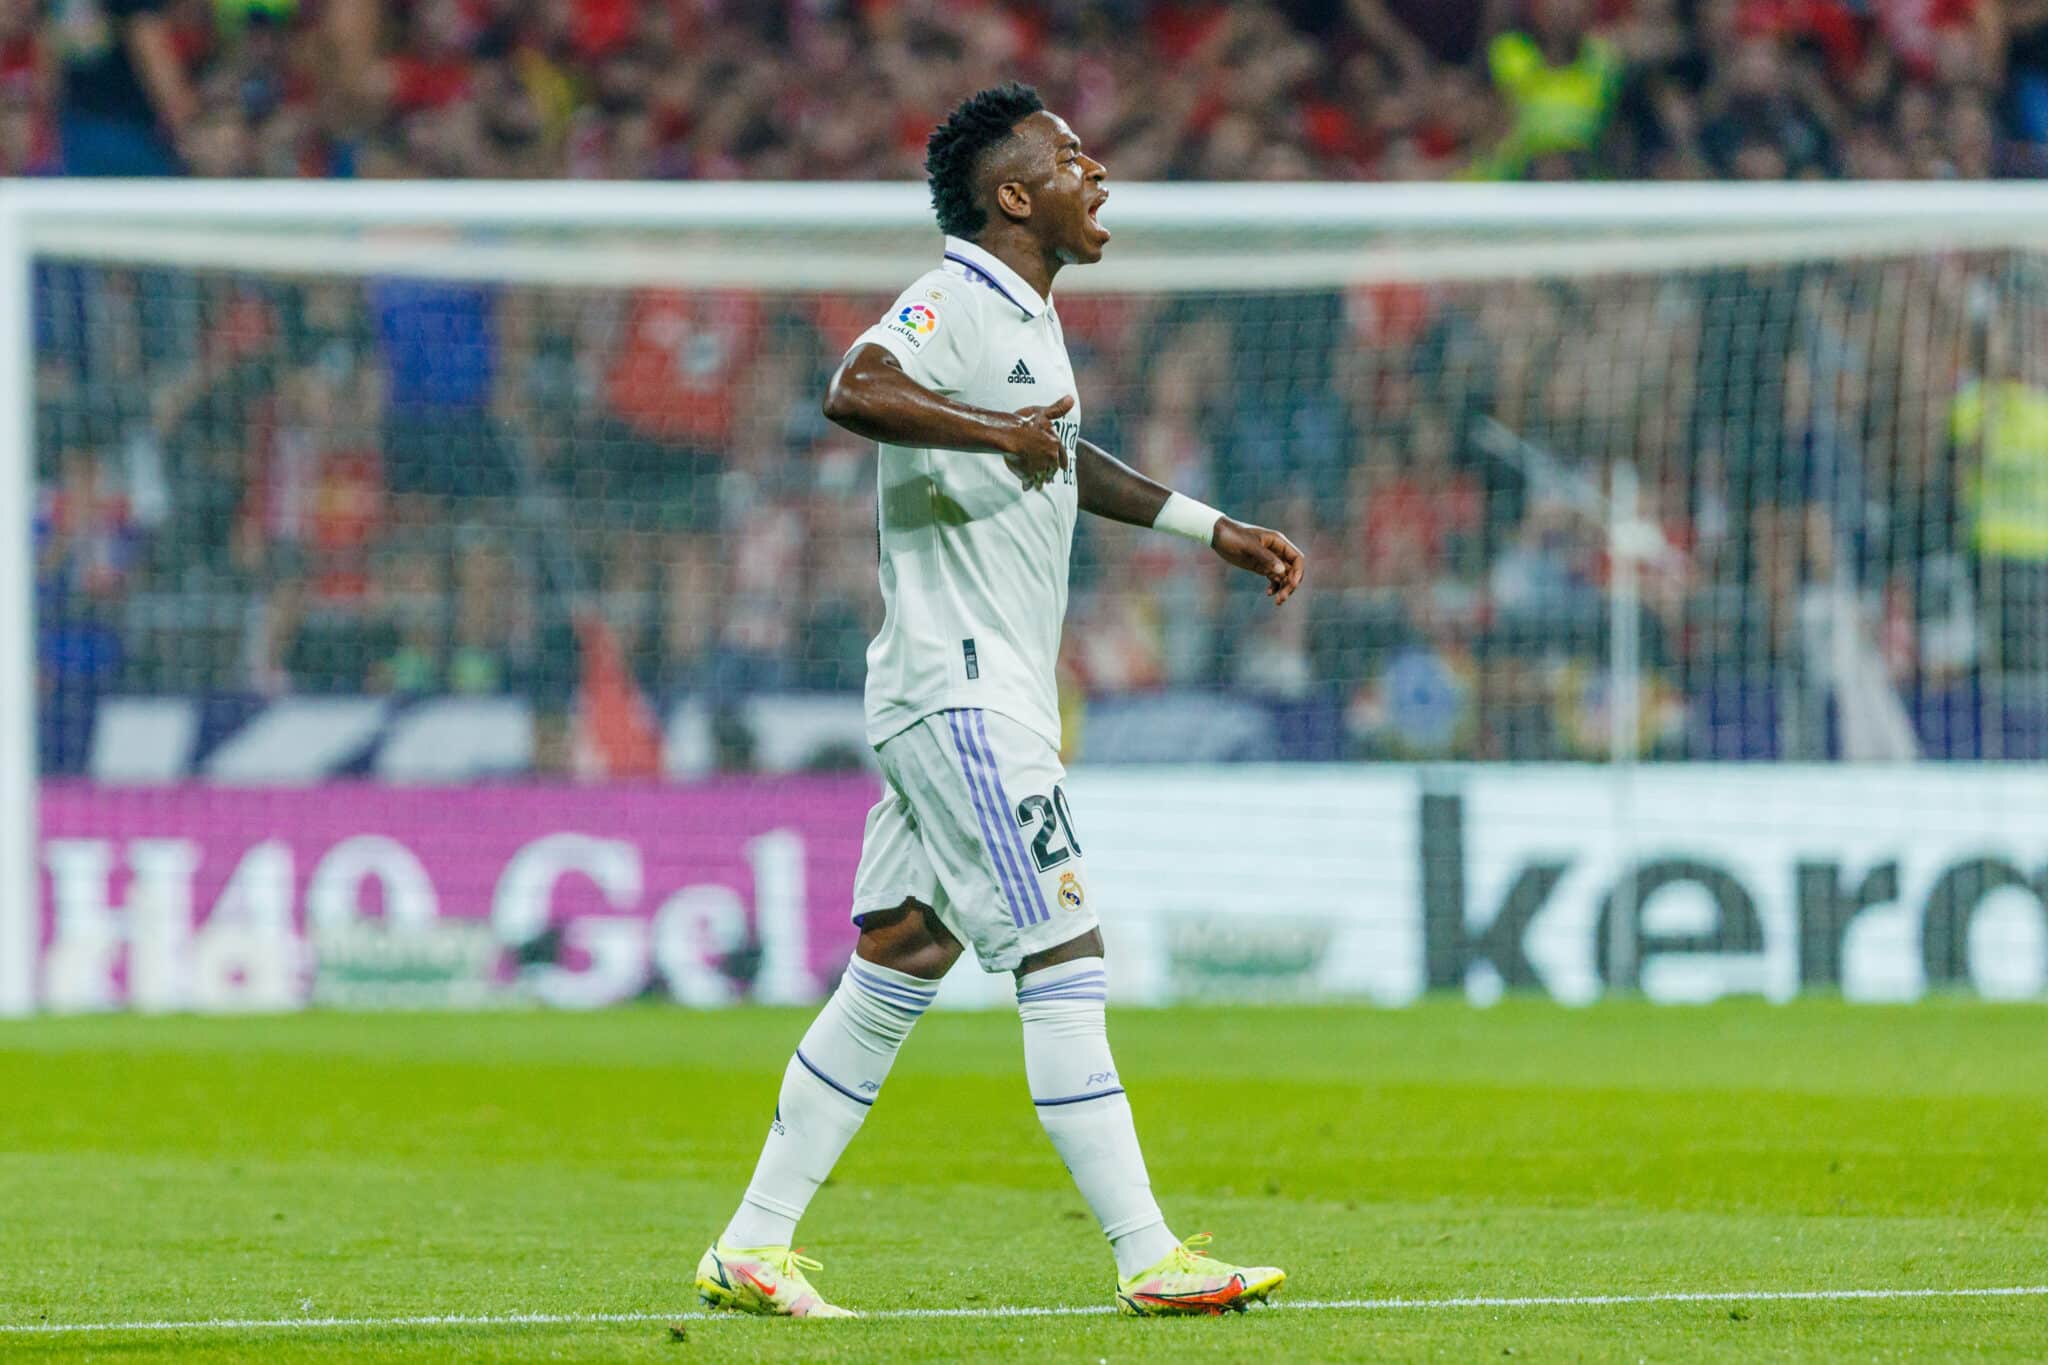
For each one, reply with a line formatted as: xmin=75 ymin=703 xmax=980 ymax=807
xmin=1085 ymin=188 xmax=1110 ymax=238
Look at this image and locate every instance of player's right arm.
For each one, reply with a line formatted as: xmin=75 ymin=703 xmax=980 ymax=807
xmin=824 ymin=344 xmax=1073 ymax=490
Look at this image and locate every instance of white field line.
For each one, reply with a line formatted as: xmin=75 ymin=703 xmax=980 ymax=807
xmin=1 ymin=1284 xmax=2043 ymax=1336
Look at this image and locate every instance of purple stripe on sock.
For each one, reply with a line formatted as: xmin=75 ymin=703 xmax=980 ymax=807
xmin=1019 ymin=970 xmax=1107 ymax=989
xmin=795 ymin=1048 xmax=873 ymax=1107
xmin=847 ymin=963 xmax=935 ymax=1012
xmin=848 ymin=961 xmax=937 ymax=1000
xmin=945 ymin=710 xmax=1031 ymax=929
xmin=1032 ymin=1087 xmax=1126 ymax=1107
xmin=968 ymin=710 xmax=1053 ymax=926
xmin=1017 ymin=975 xmax=1108 ymax=1002
xmin=850 ymin=983 xmax=931 ymax=1014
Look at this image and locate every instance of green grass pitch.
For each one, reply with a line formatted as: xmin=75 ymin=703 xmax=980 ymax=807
xmin=3 ymin=1000 xmax=2045 ymax=1361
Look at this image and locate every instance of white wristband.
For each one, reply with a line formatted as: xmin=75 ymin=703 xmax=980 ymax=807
xmin=1153 ymin=491 xmax=1224 ymax=545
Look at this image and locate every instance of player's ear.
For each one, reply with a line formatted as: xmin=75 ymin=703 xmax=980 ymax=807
xmin=993 ymin=179 xmax=1031 ymax=224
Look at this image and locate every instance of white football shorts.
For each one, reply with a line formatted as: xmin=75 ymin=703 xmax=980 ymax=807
xmin=850 ymin=707 xmax=1096 ymax=972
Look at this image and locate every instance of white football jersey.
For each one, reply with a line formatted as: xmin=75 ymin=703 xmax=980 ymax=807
xmin=849 ymin=235 xmax=1082 ymax=750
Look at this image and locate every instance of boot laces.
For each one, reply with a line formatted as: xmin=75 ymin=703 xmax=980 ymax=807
xmin=1166 ymin=1233 xmax=1215 ymax=1273
xmin=772 ymin=1248 xmax=824 ymax=1281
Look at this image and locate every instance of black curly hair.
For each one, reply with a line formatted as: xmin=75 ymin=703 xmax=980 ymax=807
xmin=925 ymin=83 xmax=1046 ymax=240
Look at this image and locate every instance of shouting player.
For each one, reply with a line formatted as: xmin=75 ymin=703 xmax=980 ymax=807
xmin=698 ymin=83 xmax=1306 ymax=1320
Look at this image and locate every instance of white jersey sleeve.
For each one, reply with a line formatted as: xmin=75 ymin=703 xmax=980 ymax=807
xmin=851 ymin=276 xmax=986 ymax=396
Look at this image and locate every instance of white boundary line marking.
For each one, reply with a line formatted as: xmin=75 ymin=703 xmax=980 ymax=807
xmin=3 ymin=1285 xmax=2043 ymax=1335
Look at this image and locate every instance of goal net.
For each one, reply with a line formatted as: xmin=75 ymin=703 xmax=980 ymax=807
xmin=6 ymin=181 xmax=2048 ymax=1015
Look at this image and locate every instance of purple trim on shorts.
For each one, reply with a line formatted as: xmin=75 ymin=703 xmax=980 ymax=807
xmin=945 ymin=709 xmax=1032 ymax=929
xmin=955 ymin=708 xmax=1048 ymax=928
xmin=969 ymin=710 xmax=1052 ymax=925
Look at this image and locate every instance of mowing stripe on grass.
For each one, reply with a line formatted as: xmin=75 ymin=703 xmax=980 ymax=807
xmin=3 ymin=1284 xmax=2045 ymax=1335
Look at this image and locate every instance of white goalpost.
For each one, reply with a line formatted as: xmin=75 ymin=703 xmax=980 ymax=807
xmin=6 ymin=178 xmax=2048 ymax=1017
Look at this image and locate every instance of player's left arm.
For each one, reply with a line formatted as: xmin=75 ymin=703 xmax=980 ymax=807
xmin=1074 ymin=439 xmax=1306 ymax=606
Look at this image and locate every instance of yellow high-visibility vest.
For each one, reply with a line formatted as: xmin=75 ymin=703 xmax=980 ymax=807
xmin=1952 ymin=380 xmax=2048 ymax=559
xmin=1482 ymin=32 xmax=1620 ymax=178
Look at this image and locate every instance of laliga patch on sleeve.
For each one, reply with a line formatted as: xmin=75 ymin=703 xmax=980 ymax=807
xmin=886 ymin=302 xmax=940 ymax=349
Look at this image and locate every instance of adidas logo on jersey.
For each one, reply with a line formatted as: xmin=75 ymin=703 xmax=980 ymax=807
xmin=1007 ymin=359 xmax=1035 ymax=384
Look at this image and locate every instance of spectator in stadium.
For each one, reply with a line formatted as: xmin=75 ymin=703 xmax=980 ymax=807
xmin=1951 ymin=313 xmax=2048 ymax=679
xmin=588 ymin=285 xmax=768 ymax=696
xmin=448 ymin=525 xmax=520 ymax=695
xmin=1353 ymin=408 xmax=1485 ymax=594
xmin=0 ymin=0 xmax=55 ymax=174
xmin=51 ymin=0 xmax=195 ymax=175
xmin=709 ymin=317 xmax=836 ymax=697
xmin=1067 ymin=530 xmax=1172 ymax=697
xmin=1218 ymin=291 xmax=1350 ymax=517
xmin=2010 ymin=1 xmax=2048 ymax=152
xmin=600 ymin=286 xmax=753 ymax=516
xmin=367 ymin=0 xmax=478 ymax=120
xmin=796 ymin=440 xmax=881 ymax=692
xmin=368 ymin=542 xmax=445 ymax=695
xmin=245 ymin=546 xmax=311 ymax=696
xmin=1696 ymin=30 xmax=1836 ymax=177
xmin=179 ymin=91 xmax=256 ymax=178
xmin=0 ymin=91 xmax=55 ymax=174
xmin=1941 ymin=89 xmax=2001 ymax=177
xmin=240 ymin=360 xmax=386 ymax=695
xmin=660 ymin=530 xmax=722 ymax=694
xmin=711 ymin=481 xmax=803 ymax=697
xmin=1490 ymin=494 xmax=1604 ymax=632
xmin=1348 ymin=0 xmax=1474 ymax=72
xmin=1480 ymin=0 xmax=1624 ymax=178
xmin=0 ymin=0 xmax=48 ymax=102
xmin=1124 ymin=340 xmax=1224 ymax=684
xmin=14 ymin=0 xmax=2048 ymax=185
xmin=35 ymin=438 xmax=139 ymax=766
xmin=370 ymin=275 xmax=514 ymax=527
xmin=37 ymin=439 xmax=139 ymax=606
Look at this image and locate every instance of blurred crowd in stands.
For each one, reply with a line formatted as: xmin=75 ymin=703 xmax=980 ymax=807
xmin=20 ymin=0 xmax=2048 ymax=182
xmin=26 ymin=0 xmax=2048 ymax=765
xmin=36 ymin=252 xmax=2048 ymax=764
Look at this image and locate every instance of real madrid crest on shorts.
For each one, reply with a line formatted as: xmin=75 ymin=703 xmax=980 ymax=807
xmin=1058 ymin=871 xmax=1085 ymax=912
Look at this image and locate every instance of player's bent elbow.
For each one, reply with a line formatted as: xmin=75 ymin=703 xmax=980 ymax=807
xmin=824 ymin=344 xmax=904 ymax=430
xmin=822 ymin=363 xmax=872 ymax=427
xmin=821 ymin=374 xmax=855 ymax=424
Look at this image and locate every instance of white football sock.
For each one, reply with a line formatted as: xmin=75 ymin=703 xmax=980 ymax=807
xmin=1017 ymin=958 xmax=1180 ymax=1277
xmin=720 ymin=958 xmax=935 ymax=1249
